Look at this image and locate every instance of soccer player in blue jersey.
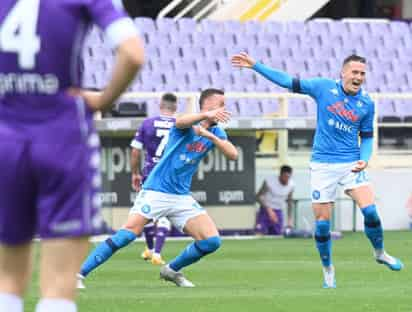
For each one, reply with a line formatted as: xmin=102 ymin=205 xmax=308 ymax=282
xmin=78 ymin=89 xmax=238 ymax=288
xmin=231 ymin=52 xmax=403 ymax=288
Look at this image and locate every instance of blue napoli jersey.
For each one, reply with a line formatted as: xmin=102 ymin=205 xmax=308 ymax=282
xmin=143 ymin=125 xmax=228 ymax=194
xmin=293 ymin=78 xmax=375 ymax=163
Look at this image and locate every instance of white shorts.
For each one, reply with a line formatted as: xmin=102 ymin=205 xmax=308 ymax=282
xmin=310 ymin=161 xmax=370 ymax=203
xmin=130 ymin=190 xmax=206 ymax=232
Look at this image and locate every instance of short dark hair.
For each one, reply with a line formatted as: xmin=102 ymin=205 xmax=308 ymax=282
xmin=199 ymin=88 xmax=224 ymax=109
xmin=161 ymin=93 xmax=177 ymax=103
xmin=160 ymin=93 xmax=177 ymax=112
xmin=342 ymin=54 xmax=366 ymax=67
xmin=280 ymin=165 xmax=292 ymax=175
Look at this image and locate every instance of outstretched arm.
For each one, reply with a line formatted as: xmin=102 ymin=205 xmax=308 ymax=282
xmin=231 ymin=52 xmax=294 ymax=90
xmin=176 ymin=107 xmax=231 ymax=129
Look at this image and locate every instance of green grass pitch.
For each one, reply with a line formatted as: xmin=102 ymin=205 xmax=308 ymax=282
xmin=25 ymin=231 xmax=411 ymax=312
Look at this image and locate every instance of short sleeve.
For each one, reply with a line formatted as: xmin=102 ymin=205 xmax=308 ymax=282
xmin=292 ymin=77 xmax=328 ymax=99
xmin=360 ymin=100 xmax=375 ymax=137
xmin=130 ymin=122 xmax=144 ymax=149
xmin=212 ymin=126 xmax=228 ymax=140
xmin=85 ymin=0 xmax=138 ymax=48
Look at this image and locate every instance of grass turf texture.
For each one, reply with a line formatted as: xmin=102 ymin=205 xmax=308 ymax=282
xmin=25 ymin=231 xmax=410 ymax=312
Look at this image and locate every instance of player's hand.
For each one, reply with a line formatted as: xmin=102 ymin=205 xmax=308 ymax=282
xmin=204 ymin=107 xmax=231 ymax=124
xmin=193 ymin=125 xmax=211 ymax=138
xmin=268 ymin=209 xmax=279 ymax=224
xmin=231 ymin=52 xmax=256 ymax=68
xmin=131 ymin=173 xmax=142 ymax=191
xmin=351 ymin=160 xmax=368 ymax=172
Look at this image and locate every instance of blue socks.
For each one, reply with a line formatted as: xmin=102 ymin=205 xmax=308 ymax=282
xmin=315 ymin=220 xmax=332 ymax=267
xmin=361 ymin=204 xmax=384 ymax=250
xmin=80 ymin=229 xmax=137 ymax=277
xmin=169 ymin=236 xmax=221 ymax=271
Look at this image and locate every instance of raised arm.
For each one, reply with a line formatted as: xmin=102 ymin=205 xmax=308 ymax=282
xmin=193 ymin=126 xmax=238 ymax=160
xmin=231 ymin=52 xmax=293 ymax=89
xmin=176 ymin=107 xmax=231 ymax=129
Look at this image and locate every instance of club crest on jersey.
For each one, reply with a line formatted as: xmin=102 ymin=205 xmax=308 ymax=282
xmin=186 ymin=142 xmax=207 ymax=153
xmin=330 ymin=88 xmax=339 ymax=96
xmin=327 ymin=102 xmax=359 ymax=122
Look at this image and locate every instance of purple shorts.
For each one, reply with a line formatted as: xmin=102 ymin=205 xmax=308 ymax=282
xmin=0 ymin=98 xmax=104 ymax=245
xmin=255 ymin=206 xmax=283 ymax=235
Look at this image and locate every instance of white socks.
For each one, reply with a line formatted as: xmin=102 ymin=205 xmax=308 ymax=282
xmin=35 ymin=298 xmax=76 ymax=312
xmin=0 ymin=293 xmax=76 ymax=312
xmin=0 ymin=293 xmax=23 ymax=312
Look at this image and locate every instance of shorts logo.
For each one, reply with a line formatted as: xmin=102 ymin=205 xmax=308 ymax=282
xmin=141 ymin=204 xmax=151 ymax=214
xmin=312 ymin=190 xmax=321 ymax=200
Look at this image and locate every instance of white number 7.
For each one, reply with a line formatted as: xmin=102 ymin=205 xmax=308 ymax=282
xmin=0 ymin=0 xmax=41 ymax=69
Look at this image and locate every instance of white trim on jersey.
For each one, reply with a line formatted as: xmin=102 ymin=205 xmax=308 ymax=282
xmin=130 ymin=139 xmax=143 ymax=149
xmin=105 ymin=17 xmax=138 ymax=48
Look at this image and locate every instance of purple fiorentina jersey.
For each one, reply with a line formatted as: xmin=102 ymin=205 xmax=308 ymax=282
xmin=0 ymin=0 xmax=137 ymax=244
xmin=0 ymin=0 xmax=128 ymax=122
xmin=130 ymin=115 xmax=176 ymax=181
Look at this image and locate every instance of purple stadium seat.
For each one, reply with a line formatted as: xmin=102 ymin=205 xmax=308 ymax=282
xmin=394 ymin=99 xmax=412 ymax=120
xmin=225 ymin=99 xmax=240 ymax=116
xmin=181 ymin=44 xmax=204 ymax=59
xmin=146 ymin=98 xmax=161 ymax=117
xmin=171 ymin=32 xmax=193 ymax=46
xmin=156 ymin=18 xmax=178 ymax=33
xmin=204 ymin=46 xmax=226 ymax=60
xmin=232 ymin=70 xmax=255 ymax=87
xmin=368 ymin=22 xmax=390 ymax=36
xmin=377 ymin=99 xmax=397 ymax=120
xmin=191 ymin=32 xmax=214 ymax=46
xmin=263 ymin=21 xmax=285 ymax=34
xmin=261 ymin=99 xmax=280 ymax=115
xmin=134 ymin=17 xmax=156 ymax=32
xmin=194 ymin=59 xmax=218 ymax=73
xmin=256 ymin=33 xmax=279 ymax=48
xmin=288 ymin=99 xmax=307 ymax=117
xmin=209 ymin=71 xmax=233 ymax=86
xmin=216 ymin=58 xmax=233 ymax=73
xmin=235 ymin=33 xmax=258 ymax=47
xmin=177 ymin=18 xmax=198 ymax=33
xmin=187 ymin=72 xmax=210 ymax=88
xmin=222 ymin=20 xmax=242 ymax=33
xmin=344 ymin=21 xmax=369 ymax=35
xmin=244 ymin=21 xmax=265 ymax=34
xmin=158 ymin=45 xmax=181 ymax=59
xmin=284 ymin=59 xmax=306 ymax=76
xmin=285 ymin=21 xmax=306 ymax=35
xmin=306 ymin=100 xmax=317 ymax=117
xmin=214 ymin=33 xmax=236 ymax=46
xmin=328 ymin=21 xmax=349 ymax=36
xmin=306 ymin=20 xmax=330 ymax=37
xmin=389 ymin=21 xmax=409 ymax=35
xmin=199 ymin=19 xmax=224 ymax=34
xmin=173 ymin=58 xmax=196 ymax=73
xmin=238 ymin=99 xmax=262 ymax=116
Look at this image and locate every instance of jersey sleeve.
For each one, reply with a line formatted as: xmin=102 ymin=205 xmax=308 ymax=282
xmin=292 ymin=77 xmax=327 ymax=99
xmin=130 ymin=122 xmax=144 ymax=149
xmin=85 ymin=0 xmax=138 ymax=48
xmin=359 ymin=99 xmax=375 ymax=137
xmin=212 ymin=126 xmax=228 ymax=140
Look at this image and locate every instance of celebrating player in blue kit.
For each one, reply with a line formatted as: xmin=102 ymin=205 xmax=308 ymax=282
xmin=78 ymin=89 xmax=238 ymax=288
xmin=231 ymin=52 xmax=403 ymax=289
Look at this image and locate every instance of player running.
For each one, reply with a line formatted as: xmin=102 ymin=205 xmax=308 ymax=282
xmin=78 ymin=88 xmax=238 ymax=288
xmin=231 ymin=52 xmax=403 ymax=289
xmin=0 ymin=1 xmax=143 ymax=311
xmin=130 ymin=93 xmax=178 ymax=265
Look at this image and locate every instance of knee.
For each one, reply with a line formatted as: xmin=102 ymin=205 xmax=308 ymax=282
xmin=109 ymin=229 xmax=137 ymax=251
xmin=197 ymin=236 xmax=221 ymax=254
xmin=361 ymin=204 xmax=381 ymax=227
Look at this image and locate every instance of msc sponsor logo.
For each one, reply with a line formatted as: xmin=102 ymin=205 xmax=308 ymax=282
xmin=327 ymin=118 xmax=353 ymax=133
xmin=327 ymin=101 xmax=359 ymax=122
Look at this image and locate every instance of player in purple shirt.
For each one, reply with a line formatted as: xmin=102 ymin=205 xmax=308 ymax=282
xmin=130 ymin=93 xmax=177 ymax=266
xmin=0 ymin=1 xmax=144 ymax=311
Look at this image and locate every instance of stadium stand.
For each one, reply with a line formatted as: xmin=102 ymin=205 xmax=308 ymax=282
xmin=81 ymin=18 xmax=412 ymax=120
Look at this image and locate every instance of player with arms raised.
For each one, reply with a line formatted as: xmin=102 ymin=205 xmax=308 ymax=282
xmin=78 ymin=89 xmax=238 ymax=288
xmin=130 ymin=93 xmax=178 ymax=265
xmin=231 ymin=52 xmax=403 ymax=288
xmin=0 ymin=1 xmax=144 ymax=311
